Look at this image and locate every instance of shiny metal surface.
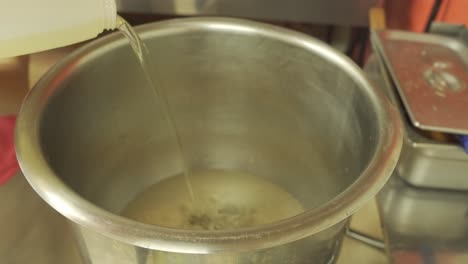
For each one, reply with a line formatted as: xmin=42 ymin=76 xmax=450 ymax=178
xmin=16 ymin=18 xmax=402 ymax=263
xmin=372 ymin=30 xmax=468 ymax=135
xmin=346 ymin=228 xmax=385 ymax=252
xmin=370 ymin=33 xmax=468 ymax=191
xmin=377 ymin=175 xmax=468 ymax=264
xmin=116 ymin=0 xmax=376 ymax=26
xmin=364 ymin=55 xmax=468 ymax=264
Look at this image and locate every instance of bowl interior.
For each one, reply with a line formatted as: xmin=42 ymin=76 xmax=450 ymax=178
xmin=39 ymin=22 xmax=379 ymax=229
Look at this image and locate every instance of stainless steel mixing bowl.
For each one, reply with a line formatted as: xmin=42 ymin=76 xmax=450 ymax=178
xmin=16 ymin=18 xmax=402 ymax=263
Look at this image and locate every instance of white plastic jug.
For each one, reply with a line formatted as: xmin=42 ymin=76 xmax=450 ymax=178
xmin=0 ymin=0 xmax=117 ymax=58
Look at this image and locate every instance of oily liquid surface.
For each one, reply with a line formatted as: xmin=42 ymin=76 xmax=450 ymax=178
xmin=122 ymin=170 xmax=304 ymax=230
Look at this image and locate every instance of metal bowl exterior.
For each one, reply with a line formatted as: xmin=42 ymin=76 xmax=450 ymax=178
xmin=15 ymin=18 xmax=402 ymax=263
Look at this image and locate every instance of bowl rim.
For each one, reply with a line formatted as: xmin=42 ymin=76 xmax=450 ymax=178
xmin=15 ymin=17 xmax=402 ymax=253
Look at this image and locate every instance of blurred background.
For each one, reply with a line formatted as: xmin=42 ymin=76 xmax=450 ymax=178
xmin=0 ymin=0 xmax=467 ymax=263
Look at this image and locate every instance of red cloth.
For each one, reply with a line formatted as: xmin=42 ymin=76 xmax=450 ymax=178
xmin=0 ymin=116 xmax=19 ymax=185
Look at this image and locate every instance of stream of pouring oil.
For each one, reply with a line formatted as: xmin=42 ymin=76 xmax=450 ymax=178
xmin=116 ymin=17 xmax=196 ymax=202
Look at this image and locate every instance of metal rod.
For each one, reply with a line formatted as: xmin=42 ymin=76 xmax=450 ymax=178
xmin=346 ymin=227 xmax=386 ymax=252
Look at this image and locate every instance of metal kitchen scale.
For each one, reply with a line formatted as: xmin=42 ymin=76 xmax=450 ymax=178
xmin=365 ymin=28 xmax=468 ymax=263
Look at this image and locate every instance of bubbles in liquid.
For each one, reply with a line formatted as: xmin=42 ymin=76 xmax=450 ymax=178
xmin=121 ymin=171 xmax=304 ymax=230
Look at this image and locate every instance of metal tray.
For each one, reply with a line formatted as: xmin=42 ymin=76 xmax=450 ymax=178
xmin=372 ymin=30 xmax=468 ymax=135
xmin=377 ymin=174 xmax=468 ymax=264
xmin=366 ymin=46 xmax=468 ymax=191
